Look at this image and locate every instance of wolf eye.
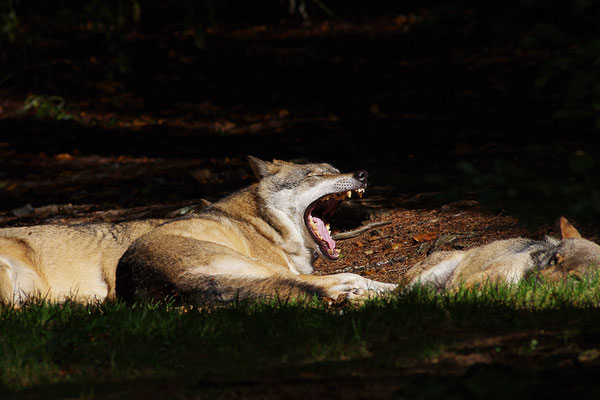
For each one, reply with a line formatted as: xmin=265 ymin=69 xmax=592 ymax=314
xmin=549 ymin=253 xmax=564 ymax=266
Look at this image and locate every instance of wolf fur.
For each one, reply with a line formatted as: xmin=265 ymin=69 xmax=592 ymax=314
xmin=0 ymin=220 xmax=165 ymax=303
xmin=0 ymin=157 xmax=397 ymax=304
xmin=405 ymin=217 xmax=600 ymax=289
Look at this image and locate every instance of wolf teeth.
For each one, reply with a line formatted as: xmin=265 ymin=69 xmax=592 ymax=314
xmin=320 ymin=189 xmax=365 ymax=202
xmin=309 ymin=216 xmax=323 ymax=239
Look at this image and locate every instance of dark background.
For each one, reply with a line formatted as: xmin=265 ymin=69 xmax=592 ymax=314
xmin=1 ymin=0 xmax=600 ymax=228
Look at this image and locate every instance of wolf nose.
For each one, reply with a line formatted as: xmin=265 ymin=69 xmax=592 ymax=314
xmin=354 ymin=170 xmax=368 ymax=183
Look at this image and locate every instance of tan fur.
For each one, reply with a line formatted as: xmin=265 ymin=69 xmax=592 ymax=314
xmin=0 ymin=221 xmax=165 ymax=303
xmin=406 ymin=218 xmax=600 ymax=289
xmin=0 ymin=158 xmax=397 ymax=304
xmin=560 ymin=216 xmax=582 ymax=239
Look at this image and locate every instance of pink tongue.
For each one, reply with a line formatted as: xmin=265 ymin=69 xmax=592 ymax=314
xmin=313 ymin=216 xmax=336 ymax=250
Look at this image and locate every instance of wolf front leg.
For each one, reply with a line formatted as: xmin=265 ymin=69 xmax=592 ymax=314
xmin=298 ymin=273 xmax=398 ymax=300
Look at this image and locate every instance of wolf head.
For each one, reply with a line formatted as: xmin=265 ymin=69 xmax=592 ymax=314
xmin=538 ymin=217 xmax=600 ymax=280
xmin=247 ymin=156 xmax=367 ymax=266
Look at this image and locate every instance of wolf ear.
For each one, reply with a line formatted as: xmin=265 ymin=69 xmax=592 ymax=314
xmin=559 ymin=216 xmax=583 ymax=239
xmin=247 ymin=156 xmax=278 ymax=180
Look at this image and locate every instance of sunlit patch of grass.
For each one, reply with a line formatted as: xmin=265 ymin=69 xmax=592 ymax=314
xmin=3 ymin=276 xmax=600 ymax=397
xmin=403 ymin=268 xmax=600 ymax=311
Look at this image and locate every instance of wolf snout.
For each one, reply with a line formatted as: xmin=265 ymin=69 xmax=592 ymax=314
xmin=353 ymin=170 xmax=368 ymax=183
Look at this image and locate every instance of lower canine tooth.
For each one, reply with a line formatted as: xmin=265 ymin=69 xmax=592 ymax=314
xmin=347 ymin=190 xmax=352 ymax=198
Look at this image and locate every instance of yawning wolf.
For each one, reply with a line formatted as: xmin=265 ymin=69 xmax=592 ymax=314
xmin=0 ymin=157 xmax=397 ymax=304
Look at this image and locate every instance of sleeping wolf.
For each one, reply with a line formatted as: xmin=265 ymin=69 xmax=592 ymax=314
xmin=406 ymin=217 xmax=600 ymax=289
xmin=0 ymin=157 xmax=397 ymax=304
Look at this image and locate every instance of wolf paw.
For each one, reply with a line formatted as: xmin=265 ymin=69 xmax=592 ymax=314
xmin=328 ymin=273 xmax=397 ymax=299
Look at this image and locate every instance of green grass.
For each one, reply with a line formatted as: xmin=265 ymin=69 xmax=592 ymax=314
xmin=3 ymin=275 xmax=600 ymax=398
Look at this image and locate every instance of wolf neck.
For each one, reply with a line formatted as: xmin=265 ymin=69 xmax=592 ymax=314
xmin=211 ymin=185 xmax=315 ymax=274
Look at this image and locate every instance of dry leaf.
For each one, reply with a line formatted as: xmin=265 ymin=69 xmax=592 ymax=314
xmin=364 ymin=269 xmax=376 ymax=275
xmin=55 ymin=153 xmax=74 ymax=161
xmin=411 ymin=231 xmax=437 ymax=243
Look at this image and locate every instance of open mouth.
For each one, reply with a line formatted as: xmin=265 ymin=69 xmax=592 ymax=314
xmin=304 ymin=187 xmax=365 ymax=260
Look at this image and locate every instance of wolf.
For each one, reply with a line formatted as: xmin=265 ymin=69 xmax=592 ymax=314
xmin=405 ymin=217 xmax=600 ymax=289
xmin=115 ymin=157 xmax=398 ymax=303
xmin=0 ymin=157 xmax=397 ymax=304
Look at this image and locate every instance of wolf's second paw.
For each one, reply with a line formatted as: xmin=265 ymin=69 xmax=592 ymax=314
xmin=328 ymin=273 xmax=397 ymax=299
xmin=367 ymin=281 xmax=398 ymax=294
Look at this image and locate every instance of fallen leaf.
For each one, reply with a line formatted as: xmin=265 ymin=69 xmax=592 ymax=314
xmin=55 ymin=153 xmax=74 ymax=161
xmin=364 ymin=269 xmax=376 ymax=275
xmin=383 ymin=242 xmax=401 ymax=254
xmin=411 ymin=231 xmax=437 ymax=243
